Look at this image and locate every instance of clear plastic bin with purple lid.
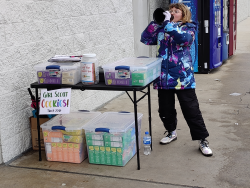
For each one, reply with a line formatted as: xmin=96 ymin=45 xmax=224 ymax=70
xmin=102 ymin=57 xmax=162 ymax=86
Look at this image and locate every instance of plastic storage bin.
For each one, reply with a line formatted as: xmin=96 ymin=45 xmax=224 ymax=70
xmin=102 ymin=57 xmax=162 ymax=86
xmin=41 ymin=111 xmax=101 ymax=163
xmin=84 ymin=112 xmax=143 ymax=166
xmin=34 ymin=62 xmax=80 ymax=85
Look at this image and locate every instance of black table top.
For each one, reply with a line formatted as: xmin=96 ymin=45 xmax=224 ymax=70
xmin=30 ymin=81 xmax=153 ymax=91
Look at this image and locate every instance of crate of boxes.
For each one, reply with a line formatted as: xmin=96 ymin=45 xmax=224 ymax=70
xmin=83 ymin=112 xmax=143 ymax=166
xmin=34 ymin=62 xmax=81 ymax=85
xmin=102 ymin=57 xmax=162 ymax=86
xmin=40 ymin=111 xmax=101 ymax=163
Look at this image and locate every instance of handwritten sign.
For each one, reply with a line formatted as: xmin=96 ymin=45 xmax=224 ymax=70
xmin=39 ymin=88 xmax=71 ymax=114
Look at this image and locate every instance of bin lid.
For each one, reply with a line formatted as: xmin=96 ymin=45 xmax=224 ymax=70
xmin=34 ymin=62 xmax=80 ymax=71
xmin=41 ymin=112 xmax=101 ymax=131
xmin=102 ymin=57 xmax=162 ymax=69
xmin=83 ymin=112 xmax=143 ymax=133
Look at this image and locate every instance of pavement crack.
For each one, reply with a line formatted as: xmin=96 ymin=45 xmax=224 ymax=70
xmin=7 ymin=165 xmax=205 ymax=188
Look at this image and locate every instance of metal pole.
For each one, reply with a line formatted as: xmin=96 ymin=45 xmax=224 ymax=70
xmin=147 ymin=85 xmax=152 ymax=150
xmin=35 ymin=88 xmax=42 ymax=161
xmin=133 ymin=90 xmax=140 ymax=170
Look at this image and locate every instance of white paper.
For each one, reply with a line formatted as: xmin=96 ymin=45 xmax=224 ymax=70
xmin=39 ymin=88 xmax=71 ymax=115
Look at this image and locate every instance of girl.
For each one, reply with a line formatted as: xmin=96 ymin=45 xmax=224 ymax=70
xmin=141 ymin=3 xmax=213 ymax=156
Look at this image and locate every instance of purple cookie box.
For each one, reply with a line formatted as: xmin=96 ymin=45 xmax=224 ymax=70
xmin=104 ymin=72 xmax=131 ymax=86
xmin=37 ymin=71 xmax=62 ymax=84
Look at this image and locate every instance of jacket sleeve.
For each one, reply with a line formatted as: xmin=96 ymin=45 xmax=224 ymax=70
xmin=164 ymin=22 xmax=195 ymax=46
xmin=141 ymin=21 xmax=169 ymax=45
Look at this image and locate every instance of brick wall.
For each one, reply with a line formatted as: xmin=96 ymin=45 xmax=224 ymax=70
xmin=0 ymin=0 xmax=134 ymax=163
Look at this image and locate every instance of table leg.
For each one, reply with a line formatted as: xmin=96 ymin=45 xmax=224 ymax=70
xmin=147 ymin=85 xmax=152 ymax=150
xmin=133 ymin=90 xmax=140 ymax=170
xmin=35 ymin=88 xmax=42 ymax=161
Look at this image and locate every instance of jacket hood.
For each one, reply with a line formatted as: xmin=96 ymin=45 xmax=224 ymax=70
xmin=175 ymin=21 xmax=199 ymax=32
xmin=187 ymin=21 xmax=199 ymax=32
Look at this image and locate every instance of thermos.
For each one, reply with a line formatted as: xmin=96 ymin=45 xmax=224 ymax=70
xmin=153 ymin=8 xmax=174 ymax=25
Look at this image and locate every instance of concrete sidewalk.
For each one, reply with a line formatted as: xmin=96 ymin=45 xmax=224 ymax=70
xmin=1 ymin=18 xmax=250 ymax=188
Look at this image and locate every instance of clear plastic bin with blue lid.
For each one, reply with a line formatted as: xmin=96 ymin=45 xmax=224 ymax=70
xmin=40 ymin=111 xmax=101 ymax=143
xmin=34 ymin=62 xmax=80 ymax=85
xmin=102 ymin=57 xmax=162 ymax=86
xmin=83 ymin=112 xmax=143 ymax=166
xmin=40 ymin=111 xmax=101 ymax=163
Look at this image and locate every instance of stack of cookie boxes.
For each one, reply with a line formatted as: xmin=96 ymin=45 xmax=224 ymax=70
xmin=84 ymin=112 xmax=143 ymax=166
xmin=41 ymin=112 xmax=101 ymax=163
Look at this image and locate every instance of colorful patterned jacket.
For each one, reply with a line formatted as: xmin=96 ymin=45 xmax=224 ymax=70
xmin=141 ymin=20 xmax=198 ymax=90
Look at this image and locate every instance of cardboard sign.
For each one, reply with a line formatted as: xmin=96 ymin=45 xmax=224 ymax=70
xmin=39 ymin=88 xmax=71 ymax=114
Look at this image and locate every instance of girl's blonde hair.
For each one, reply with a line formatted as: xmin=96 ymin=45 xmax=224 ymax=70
xmin=169 ymin=3 xmax=192 ymax=23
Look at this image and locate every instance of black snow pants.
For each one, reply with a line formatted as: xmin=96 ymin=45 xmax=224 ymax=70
xmin=158 ymin=89 xmax=209 ymax=140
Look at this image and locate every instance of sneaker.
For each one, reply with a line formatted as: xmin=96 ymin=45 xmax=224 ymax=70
xmin=160 ymin=130 xmax=177 ymax=144
xmin=199 ymin=139 xmax=213 ymax=157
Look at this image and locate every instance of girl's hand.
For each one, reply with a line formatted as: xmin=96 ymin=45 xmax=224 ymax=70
xmin=163 ymin=11 xmax=171 ymax=22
